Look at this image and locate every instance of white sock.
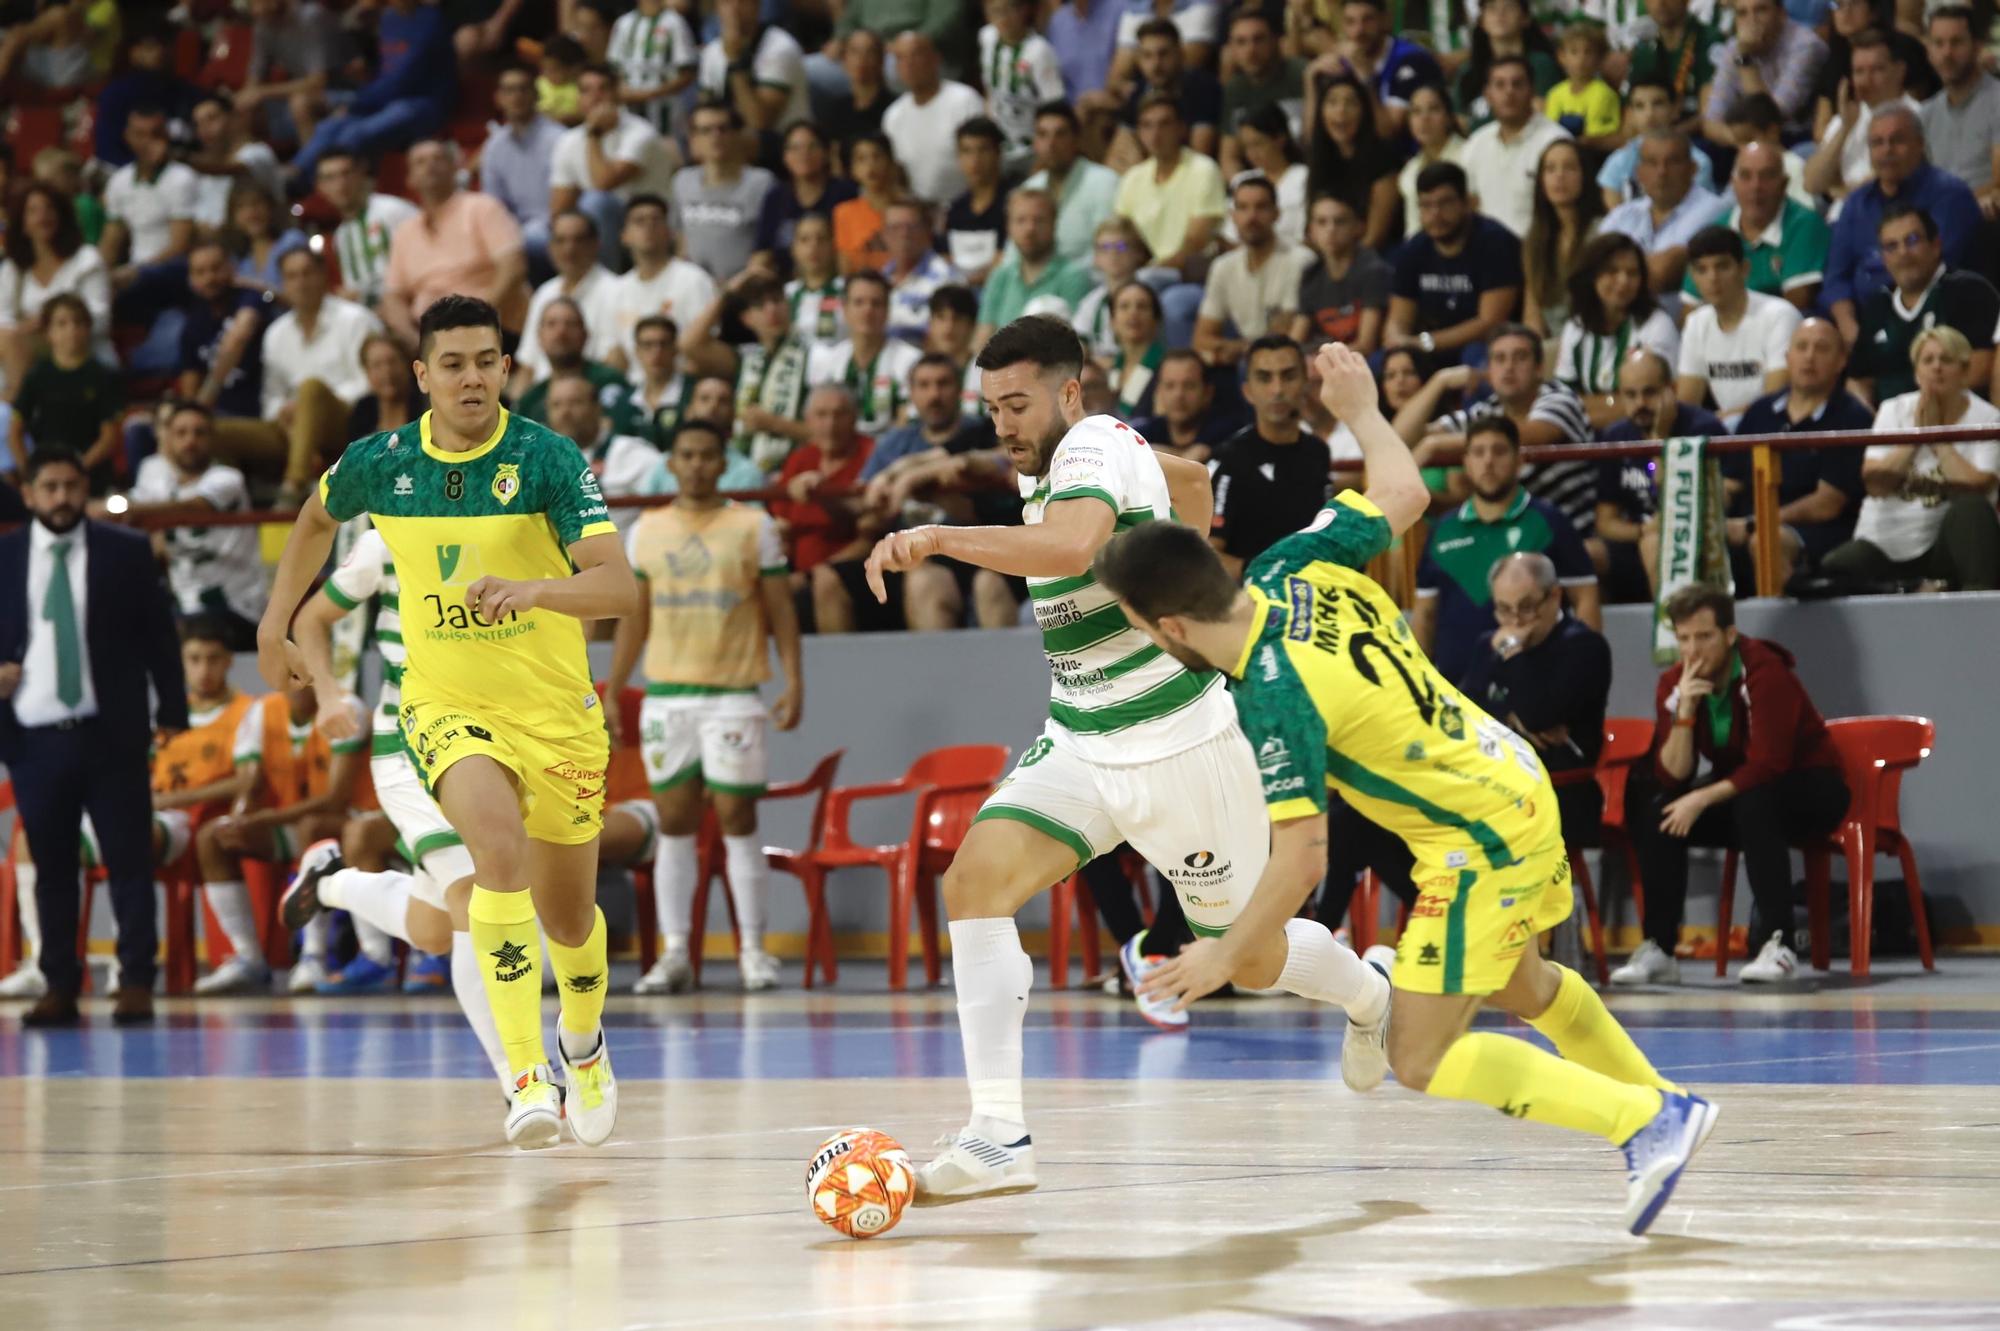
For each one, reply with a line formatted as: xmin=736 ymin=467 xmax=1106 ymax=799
xmin=299 ymin=913 xmax=333 ymax=961
xmin=450 ymin=931 xmax=511 ymax=1086
xmin=14 ymin=862 xmax=40 ymax=962
xmin=317 ymin=868 xmax=415 ymax=952
xmin=722 ymin=834 xmax=766 ymax=952
xmin=354 ymin=918 xmax=396 ymax=966
xmin=559 ymin=1025 xmax=600 ymax=1062
xmin=206 ymin=880 xmax=263 ymax=964
xmin=654 ymin=834 xmax=697 ymax=954
xmin=1277 ymin=917 xmax=1387 ymax=1025
xmin=949 ymin=916 xmax=1033 ymax=1139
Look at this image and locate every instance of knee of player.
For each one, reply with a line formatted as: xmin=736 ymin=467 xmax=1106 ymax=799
xmin=711 ymin=795 xmax=758 ymax=838
xmin=941 ymin=855 xmax=1015 ymax=917
xmin=407 ymin=903 xmax=453 ymax=954
xmin=1387 ymin=1022 xmax=1445 ymax=1094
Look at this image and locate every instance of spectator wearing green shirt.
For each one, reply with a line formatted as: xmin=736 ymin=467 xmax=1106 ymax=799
xmin=1622 ymin=0 xmax=1717 ymax=132
xmin=513 ymin=295 xmax=639 ymax=432
xmin=975 ymin=190 xmax=1096 ymax=347
xmin=7 ymin=293 xmax=120 ymax=488
xmin=1680 ymin=141 xmax=1828 ymax=313
xmin=1218 ymin=8 xmax=1306 ymax=179
xmin=1020 ymin=101 xmax=1123 ymax=268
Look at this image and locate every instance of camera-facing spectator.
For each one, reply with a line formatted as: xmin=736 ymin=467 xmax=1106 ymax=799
xmin=1701 ymin=0 xmax=1828 ymax=142
xmin=1616 ymin=586 xmax=1848 ymax=987
xmin=1727 ymin=318 xmax=1876 ymax=581
xmin=1293 ymin=193 xmax=1391 ymax=357
xmin=345 ymin=333 xmax=422 ymax=441
xmin=884 ymin=34 xmax=988 ymax=207
xmin=682 ymin=274 xmax=815 ymax=471
xmin=1600 ymin=131 xmax=1729 ymax=305
xmin=478 ymin=65 xmax=565 ymax=275
xmin=1115 ymin=94 xmax=1228 ymax=295
xmin=1022 ymin=102 xmax=1123 ymax=269
xmin=1623 ymin=0 xmax=1715 ymax=126
xmin=824 ymin=29 xmax=893 ymax=149
xmin=222 ymin=183 xmax=311 ymax=296
xmin=1414 ymin=415 xmax=1601 ymax=686
xmin=1678 ymin=226 xmax=1800 ymax=423
xmin=808 ymin=270 xmax=922 ymax=437
xmin=187 ymin=93 xmax=286 ymax=232
xmin=1230 ymin=105 xmax=1310 ymax=251
xmin=1384 ymin=163 xmax=1522 ymax=369
xmin=755 ymin=124 xmax=857 ymax=278
xmin=978 ymin=191 xmax=1096 ymax=343
xmin=945 ymin=120 xmax=1010 ymax=286
xmin=1850 ymin=205 xmax=1998 ymax=406
xmin=1824 ymin=326 xmax=2000 ymax=591
xmin=1088 ymin=17 xmax=1224 ymax=171
xmin=606 ymin=0 xmax=699 ymax=136
xmin=1683 ymin=141 xmax=1826 ymax=315
xmin=1073 ymin=217 xmax=1152 ymax=359
xmin=1824 ymin=106 xmax=1981 ymax=346
xmin=0 ymin=182 xmax=113 ymax=391
xmin=1460 ymin=551 xmax=1612 ymax=843
xmin=1462 ymin=56 xmax=1573 ymax=241
xmin=1304 ymin=68 xmax=1400 ymax=252
xmin=697 ymin=0 xmax=811 ymax=144
xmin=1218 ymin=7 xmax=1304 ymax=180
xmin=1208 ymin=336 xmax=1327 ymax=576
xmin=7 ymin=295 xmax=119 ymax=487
xmin=512 ymin=296 xmax=637 ymax=433
xmin=551 ymin=63 xmax=680 ymax=268
xmin=672 ymin=100 xmax=775 ymax=285
xmin=980 ymin=0 xmax=1068 ymax=175
xmin=316 ymin=151 xmax=417 ymax=313
xmin=1918 ymin=7 xmax=2000 ymax=207
xmin=1103 ymin=281 xmax=1170 ymax=418
xmin=833 ymin=133 xmax=899 ymax=275
xmin=601 ymin=193 xmax=718 ymax=369
xmin=1524 ymin=140 xmax=1606 ymax=341
xmin=518 ymin=211 xmax=622 ymax=387
xmin=1194 ymin=176 xmax=1305 ymax=368
xmin=1133 ymin=348 xmax=1235 ymax=461
xmin=880 ymin=200 xmax=966 ymax=347
xmin=1803 ymin=28 xmax=1921 ymax=204
xmin=1331 ymin=0 xmax=1443 ymax=139
xmin=925 ymin=286 xmax=985 ymax=416
xmin=1557 ymin=231 xmax=1682 ymax=430
xmin=89 ymin=18 xmax=202 ymax=169
xmin=1599 ymin=78 xmax=1718 ymax=210
xmin=258 ymin=248 xmax=380 ymax=501
xmin=625 ymin=315 xmax=691 ymax=446
xmin=101 ymin=107 xmax=198 ymax=273
xmin=1593 ymin=348 xmax=1729 ymax=601
xmin=780 ymin=385 xmax=888 ymax=628
xmin=1544 ymin=20 xmax=1622 ymax=151
xmin=545 ymin=369 xmax=658 ymax=534
xmin=380 ymin=140 xmax=528 ymax=349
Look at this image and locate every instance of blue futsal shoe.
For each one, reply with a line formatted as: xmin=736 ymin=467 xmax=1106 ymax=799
xmin=316 ymin=953 xmax=398 ymax=995
xmin=1623 ymin=1090 xmax=1720 ymax=1235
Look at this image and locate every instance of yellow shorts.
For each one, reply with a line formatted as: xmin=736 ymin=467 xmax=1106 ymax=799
xmin=1392 ymin=846 xmax=1573 ymax=996
xmin=398 ymin=696 xmax=610 ymax=846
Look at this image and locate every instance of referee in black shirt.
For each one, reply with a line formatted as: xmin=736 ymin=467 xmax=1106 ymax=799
xmin=1207 ymin=335 xmax=1332 ymax=575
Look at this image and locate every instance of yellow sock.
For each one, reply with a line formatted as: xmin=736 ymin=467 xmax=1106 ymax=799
xmin=546 ymin=905 xmax=609 ymax=1043
xmin=468 ymin=885 xmax=547 ymax=1077
xmin=1428 ymin=1032 xmax=1664 ymax=1144
xmin=1529 ymin=964 xmax=1680 ymax=1093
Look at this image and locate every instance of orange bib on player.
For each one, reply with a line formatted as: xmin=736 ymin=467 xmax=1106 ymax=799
xmin=249 ymin=692 xmax=379 ymax=813
xmin=152 ymin=693 xmax=257 ymax=824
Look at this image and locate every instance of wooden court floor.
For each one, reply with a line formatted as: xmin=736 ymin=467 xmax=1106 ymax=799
xmin=3 ymin=960 xmax=1999 ymax=1330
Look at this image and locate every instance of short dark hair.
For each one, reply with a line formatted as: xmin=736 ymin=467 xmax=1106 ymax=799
xmin=1136 ymin=91 xmax=1183 ymax=122
xmin=1928 ymin=4 xmax=1976 ymax=33
xmin=1626 ymin=74 xmax=1675 ymax=103
xmin=928 ymin=283 xmax=979 ymax=321
xmin=736 ymin=274 xmax=785 ymax=306
xmin=1487 ymin=322 xmax=1540 ymax=358
xmin=623 ymin=192 xmax=670 ymax=222
xmin=1415 ymin=161 xmax=1468 ymax=199
xmin=278 ymin=245 xmax=323 ymax=275
xmin=551 ymin=208 xmax=599 ymax=239
xmin=1158 ymin=347 xmax=1208 ymax=379
xmin=975 ymin=313 xmax=1087 ymax=379
xmin=955 ymin=116 xmax=1004 ymax=149
xmin=192 ymin=88 xmax=233 ymax=118
xmin=1135 ymin=16 xmax=1182 ymax=43
xmin=844 ymin=267 xmax=890 ymax=299
xmin=164 ymin=399 xmax=214 ymax=428
xmin=1848 ymin=27 xmax=1895 ymax=57
xmin=1687 ymin=225 xmax=1745 ymax=266
xmin=1227 ymin=6 xmax=1275 ymax=36
xmin=417 ymin=294 xmax=504 ymax=359
xmin=315 ymin=147 xmax=371 ymax=176
xmin=1878 ymin=201 xmax=1938 ymax=243
xmin=1664 ymin=583 xmax=1735 ymax=629
xmin=1466 ymin=414 xmax=1520 ymax=449
xmin=1231 ymin=173 xmax=1278 ymax=205
xmin=634 ymin=314 xmax=679 ymax=342
xmin=40 ymin=291 xmax=92 ymax=328
xmin=1033 ymin=100 xmax=1080 ymax=132
xmin=1341 ymin=0 xmax=1386 ymax=11
xmin=670 ymin=419 xmax=728 ymax=452
xmin=179 ymin=614 xmax=239 ymax=650
xmin=1245 ymin=333 xmax=1303 ymax=367
xmin=913 ymin=350 xmax=962 ymax=380
xmin=542 ymin=34 xmax=586 ymax=67
xmin=22 ymin=447 xmax=86 ymax=484
xmin=691 ymin=97 xmax=742 ymax=130
xmin=1093 ymin=521 xmax=1240 ymax=624
xmin=1486 ymin=54 xmax=1534 ymax=84
xmin=1724 ymin=93 xmax=1783 ymax=131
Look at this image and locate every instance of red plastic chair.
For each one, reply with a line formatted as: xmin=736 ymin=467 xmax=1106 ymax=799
xmin=785 ymin=745 xmax=1010 ymax=991
xmin=1597 ymin=717 xmax=1653 ymax=927
xmin=1715 ymin=715 xmax=1935 ymax=979
xmin=1048 ymin=849 xmax=1154 ymax=989
xmin=752 ymin=750 xmax=846 ymax=987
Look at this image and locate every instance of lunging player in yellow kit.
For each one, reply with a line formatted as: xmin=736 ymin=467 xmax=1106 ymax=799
xmin=1094 ymin=342 xmax=1716 ymax=1236
xmin=258 ymin=295 xmax=639 ymax=1150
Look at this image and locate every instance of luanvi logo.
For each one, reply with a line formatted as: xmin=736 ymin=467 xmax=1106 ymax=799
xmin=490 ymin=939 xmax=533 ymax=981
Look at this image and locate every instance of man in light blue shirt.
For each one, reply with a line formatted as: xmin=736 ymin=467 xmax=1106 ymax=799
xmin=479 ymin=65 xmax=565 ymax=278
xmin=1049 ymin=0 xmax=1124 ymax=100
xmin=1019 ymin=102 xmax=1122 ymax=267
xmin=1601 ymin=131 xmax=1729 ymax=309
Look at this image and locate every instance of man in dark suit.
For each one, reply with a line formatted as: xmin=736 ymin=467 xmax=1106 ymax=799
xmin=0 ymin=450 xmax=189 ymax=1025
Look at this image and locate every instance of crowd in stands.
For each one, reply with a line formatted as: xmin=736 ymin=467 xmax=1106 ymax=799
xmin=0 ymin=0 xmax=1996 ymax=1000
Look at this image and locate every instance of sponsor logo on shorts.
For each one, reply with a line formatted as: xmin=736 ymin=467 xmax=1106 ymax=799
xmin=1018 ymin=737 xmax=1054 ymax=768
xmin=1184 ymin=895 xmax=1227 ymax=910
xmin=491 ymin=939 xmax=533 ymax=982
xmin=1184 ymin=850 xmax=1215 ymax=869
xmin=1411 ymin=893 xmax=1448 ymax=919
xmin=1417 ymin=942 xmax=1442 ymax=966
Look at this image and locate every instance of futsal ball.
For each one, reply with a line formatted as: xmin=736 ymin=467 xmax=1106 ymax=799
xmin=807 ymin=1129 xmax=914 ymax=1239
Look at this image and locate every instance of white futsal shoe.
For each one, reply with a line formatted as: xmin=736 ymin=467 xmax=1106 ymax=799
xmin=633 ymin=944 xmax=693 ymax=995
xmin=1341 ymin=945 xmax=1397 ymax=1093
xmin=1738 ymin=931 xmax=1799 ymax=984
xmin=1117 ymin=935 xmax=1189 ymax=1031
xmin=505 ymin=1064 xmax=565 ymax=1149
xmin=558 ymin=1031 xmax=618 ymax=1147
xmin=738 ymin=947 xmax=780 ymax=992
xmin=1609 ymin=939 xmax=1680 ymax=987
xmin=0 ymin=965 xmax=48 ymax=999
xmin=286 ymin=956 xmax=329 ymax=993
xmin=912 ymin=1127 xmax=1038 ymax=1207
xmin=194 ymin=955 xmax=270 ymax=996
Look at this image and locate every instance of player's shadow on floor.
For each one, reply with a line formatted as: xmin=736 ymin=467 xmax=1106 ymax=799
xmin=1414 ymin=1233 xmax=1737 ymax=1311
xmin=839 ymin=1199 xmax=1428 ymax=1327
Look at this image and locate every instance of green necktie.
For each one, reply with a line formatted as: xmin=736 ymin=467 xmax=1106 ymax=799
xmin=45 ymin=538 xmax=83 ymax=708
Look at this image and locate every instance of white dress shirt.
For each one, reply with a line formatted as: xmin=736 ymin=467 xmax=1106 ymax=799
xmin=15 ymin=519 xmax=99 ymax=727
xmin=260 ymin=295 xmax=383 ymax=418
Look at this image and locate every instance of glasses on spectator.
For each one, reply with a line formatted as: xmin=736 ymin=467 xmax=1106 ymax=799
xmin=636 ymin=337 xmax=671 ymax=351
xmin=1097 ymin=240 xmax=1132 ymax=253
xmin=1881 ymin=231 xmax=1930 ymax=254
xmin=1492 ymin=593 xmax=1549 ymax=624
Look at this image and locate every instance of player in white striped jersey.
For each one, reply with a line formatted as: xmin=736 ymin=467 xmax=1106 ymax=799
xmin=607 ymin=0 xmax=699 ymax=136
xmin=282 ymin=530 xmax=662 ymax=1094
xmin=862 ymin=316 xmax=1391 ymax=1204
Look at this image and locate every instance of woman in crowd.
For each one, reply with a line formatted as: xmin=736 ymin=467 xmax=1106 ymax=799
xmin=833 ymin=132 xmax=901 ymax=275
xmin=1073 ymin=217 xmax=1151 ymax=361
xmin=1556 ymin=231 xmax=1680 ymax=429
xmin=1453 ymin=0 xmax=1559 ymax=123
xmin=786 ymin=213 xmax=848 ymax=348
xmin=1395 ymin=84 xmax=1465 ymax=241
xmin=1105 ymin=280 xmax=1168 ymax=420
xmin=0 ymin=180 xmax=112 ymax=389
xmin=346 ymin=333 xmax=423 ymax=442
xmin=1232 ymin=104 xmax=1310 ymax=250
xmin=1304 ymin=67 xmax=1401 ymax=252
xmin=757 ymin=122 xmax=858 ymax=276
xmin=225 ymin=182 xmax=309 ymax=293
xmin=1825 ymin=327 xmax=2000 ymax=590
xmin=1522 ymin=138 xmax=1606 ymax=344
xmin=1328 ymin=344 xmax=1427 ymax=467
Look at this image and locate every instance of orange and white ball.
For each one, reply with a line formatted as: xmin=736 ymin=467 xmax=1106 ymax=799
xmin=807 ymin=1129 xmax=914 ymax=1239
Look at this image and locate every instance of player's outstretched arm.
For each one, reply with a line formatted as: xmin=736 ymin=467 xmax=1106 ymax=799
xmin=1157 ymin=452 xmax=1213 ymax=535
xmin=468 ymin=532 xmax=641 ymax=623
xmin=1315 ymin=342 xmax=1428 ymax=538
xmin=257 ymin=491 xmax=340 ymax=690
xmin=863 ymin=496 xmax=1114 ymax=602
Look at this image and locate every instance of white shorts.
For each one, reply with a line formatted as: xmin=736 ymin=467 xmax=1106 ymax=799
xmin=82 ymin=809 xmax=192 ymax=868
xmin=640 ymin=692 xmax=770 ymax=795
xmin=371 ymin=750 xmax=475 ymax=910
xmin=974 ymin=723 xmax=1271 ymax=939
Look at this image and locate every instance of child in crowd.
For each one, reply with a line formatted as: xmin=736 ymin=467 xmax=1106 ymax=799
xmin=537 ymin=34 xmax=587 ymax=126
xmin=7 ymin=294 xmax=120 ymax=489
xmin=1545 ymin=21 xmax=1624 ymax=152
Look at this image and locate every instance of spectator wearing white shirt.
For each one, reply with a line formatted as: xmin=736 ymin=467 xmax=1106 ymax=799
xmin=1193 ymin=175 xmax=1305 ymax=368
xmin=1600 ymin=131 xmax=1730 ymax=305
xmin=882 ymin=34 xmax=988 ymax=205
xmin=1824 ymin=325 xmax=2000 ymax=590
xmin=0 ymin=183 xmax=113 ymax=392
xmin=602 ymin=194 xmax=719 ymax=372
xmin=979 ymin=0 xmax=1068 ymax=175
xmin=1459 ymin=56 xmax=1572 ymax=240
xmin=121 ymin=402 xmax=269 ymax=642
xmin=550 ymin=63 xmax=680 ymax=270
xmin=607 ymin=0 xmax=699 ymax=136
xmin=698 ymin=0 xmax=811 ymax=144
xmin=1677 ymin=226 xmax=1800 ymax=423
xmin=480 ymin=65 xmax=566 ymax=277
xmin=101 ymin=107 xmax=198 ymax=271
xmin=544 ymin=370 xmax=658 ymax=534
xmin=880 ymin=200 xmax=966 ymax=346
xmin=1802 ymin=29 xmax=1922 ymax=204
xmin=186 ymin=92 xmax=284 ymax=231
xmin=517 ymin=211 xmax=624 ymax=387
xmin=259 ymin=249 xmax=381 ymax=490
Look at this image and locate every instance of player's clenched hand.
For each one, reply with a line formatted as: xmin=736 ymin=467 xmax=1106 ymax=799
xmin=467 ymin=575 xmax=541 ymax=621
xmin=1314 ymin=341 xmax=1380 ymax=422
xmin=1137 ymin=937 xmax=1237 ymax=1014
xmin=772 ymin=686 xmax=801 ymax=731
xmin=317 ymin=687 xmax=364 ymax=741
xmin=862 ymin=526 xmax=942 ymax=602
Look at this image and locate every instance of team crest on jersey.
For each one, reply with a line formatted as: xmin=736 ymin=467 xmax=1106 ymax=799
xmin=493 ymin=463 xmax=522 ymax=505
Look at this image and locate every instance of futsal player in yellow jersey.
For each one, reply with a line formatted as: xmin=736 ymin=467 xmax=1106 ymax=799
xmin=607 ymin=419 xmax=804 ymax=995
xmin=258 ymin=295 xmax=641 ymax=1151
xmin=1095 ymin=343 xmax=1718 ymax=1236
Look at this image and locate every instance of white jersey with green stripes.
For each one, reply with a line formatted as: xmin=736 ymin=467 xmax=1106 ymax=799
xmin=1021 ymin=414 xmax=1232 ymax=765
xmin=323 ymin=528 xmax=407 ymax=758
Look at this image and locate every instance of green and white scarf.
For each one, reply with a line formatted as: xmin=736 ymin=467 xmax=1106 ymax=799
xmin=735 ymin=334 xmax=811 ymax=473
xmin=1651 ymin=434 xmax=1735 ymax=664
xmin=787 ymin=277 xmax=845 ymax=344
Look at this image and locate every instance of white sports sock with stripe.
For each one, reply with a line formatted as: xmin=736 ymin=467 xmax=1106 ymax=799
xmin=949 ymin=916 xmax=1033 ymax=1140
xmin=654 ymin=834 xmax=698 ymax=953
xmin=722 ymin=834 xmax=767 ymax=952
